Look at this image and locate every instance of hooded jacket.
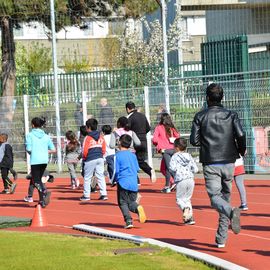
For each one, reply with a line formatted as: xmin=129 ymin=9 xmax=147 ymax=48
xmin=170 ymin=152 xmax=198 ymax=182
xmin=25 ymin=128 xmax=55 ymax=165
xmin=82 ymin=131 xmax=106 ymax=162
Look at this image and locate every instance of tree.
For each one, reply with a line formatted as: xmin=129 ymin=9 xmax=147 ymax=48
xmin=0 ymin=0 xmax=158 ymax=125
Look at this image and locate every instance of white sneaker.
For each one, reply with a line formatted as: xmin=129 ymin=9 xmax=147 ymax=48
xmin=24 ymin=196 xmax=33 ymax=203
xmin=75 ymin=178 xmax=80 ymax=188
xmin=217 ymin=243 xmax=225 ymax=248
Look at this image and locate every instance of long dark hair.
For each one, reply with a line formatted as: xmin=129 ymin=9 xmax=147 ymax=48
xmin=65 ymin=130 xmax=80 ymax=151
xmin=159 ymin=113 xmax=177 ymax=137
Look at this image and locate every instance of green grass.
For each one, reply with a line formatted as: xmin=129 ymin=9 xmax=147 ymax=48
xmin=0 ymin=231 xmax=214 ymax=270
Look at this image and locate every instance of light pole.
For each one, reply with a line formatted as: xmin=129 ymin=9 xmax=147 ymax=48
xmin=50 ymin=0 xmax=62 ymax=172
xmin=156 ymin=0 xmax=170 ymax=114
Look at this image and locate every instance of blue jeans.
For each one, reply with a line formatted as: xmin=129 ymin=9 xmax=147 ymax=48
xmin=203 ymin=163 xmax=234 ymax=244
xmin=83 ymin=158 xmax=107 ymax=198
xmin=105 ymin=155 xmax=115 ymax=182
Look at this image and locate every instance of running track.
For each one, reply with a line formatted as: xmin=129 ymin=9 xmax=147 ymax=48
xmin=0 ymin=175 xmax=269 ymax=270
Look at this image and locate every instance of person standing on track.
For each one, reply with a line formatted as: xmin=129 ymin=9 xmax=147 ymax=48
xmin=125 ymin=102 xmax=156 ymax=183
xmin=25 ymin=117 xmax=56 ymax=208
xmin=190 ymin=83 xmax=246 ymax=248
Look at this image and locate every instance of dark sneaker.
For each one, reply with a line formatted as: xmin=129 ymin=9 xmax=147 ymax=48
xmin=91 ymin=187 xmax=97 ymax=193
xmin=26 ymin=174 xmax=32 ymax=180
xmin=231 ymin=207 xmax=241 ymax=234
xmin=44 ymin=191 xmax=51 ymax=206
xmin=80 ymin=196 xmax=90 ymax=201
xmin=1 ymin=189 xmax=10 ymax=194
xmin=137 ymin=205 xmax=146 ymax=223
xmin=39 ymin=201 xmax=46 ymax=208
xmin=239 ymin=204 xmax=248 ymax=211
xmin=124 ymin=220 xmax=134 ymax=229
xmin=98 ymin=195 xmax=108 ymax=201
xmin=10 ymin=183 xmax=17 ymax=194
xmin=184 ymin=217 xmax=195 ymax=225
xmin=47 ymin=175 xmax=54 ymax=183
xmin=111 ymin=181 xmax=117 ymax=187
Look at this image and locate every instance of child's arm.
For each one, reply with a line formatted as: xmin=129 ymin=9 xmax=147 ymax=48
xmin=169 ymin=154 xmax=177 ymax=173
xmin=190 ymin=155 xmax=199 ymax=174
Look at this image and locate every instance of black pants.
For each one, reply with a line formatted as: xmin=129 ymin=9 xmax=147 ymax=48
xmin=135 ymin=141 xmax=152 ymax=177
xmin=31 ymin=164 xmax=47 ymax=202
xmin=1 ymin=167 xmax=12 ymax=189
xmin=117 ymin=184 xmax=138 ymax=222
xmin=105 ymin=155 xmax=114 ymax=180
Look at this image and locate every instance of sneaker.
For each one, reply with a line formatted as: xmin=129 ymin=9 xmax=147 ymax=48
xmin=80 ymin=196 xmax=90 ymax=201
xmin=111 ymin=181 xmax=117 ymax=187
xmin=71 ymin=184 xmax=76 ymax=189
xmin=98 ymin=195 xmax=108 ymax=201
xmin=150 ymin=169 xmax=157 ymax=183
xmin=91 ymin=187 xmax=97 ymax=193
xmin=75 ymin=178 xmax=80 ymax=188
xmin=161 ymin=187 xmax=171 ymax=193
xmin=44 ymin=191 xmax=51 ymax=206
xmin=239 ymin=204 xmax=248 ymax=211
xmin=183 ymin=207 xmax=191 ymax=221
xmin=24 ymin=196 xmax=33 ymax=203
xmin=47 ymin=175 xmax=54 ymax=183
xmin=10 ymin=183 xmax=17 ymax=194
xmin=216 ymin=243 xmax=226 ymax=248
xmin=170 ymin=183 xmax=176 ymax=192
xmin=124 ymin=220 xmax=134 ymax=229
xmin=136 ymin=193 xmax=142 ymax=204
xmin=137 ymin=205 xmax=146 ymax=223
xmin=25 ymin=174 xmax=32 ymax=180
xmin=1 ymin=189 xmax=10 ymax=194
xmin=231 ymin=207 xmax=241 ymax=234
xmin=184 ymin=217 xmax=195 ymax=225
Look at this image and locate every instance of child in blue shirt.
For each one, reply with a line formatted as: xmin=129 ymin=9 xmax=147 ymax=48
xmin=115 ymin=134 xmax=146 ymax=229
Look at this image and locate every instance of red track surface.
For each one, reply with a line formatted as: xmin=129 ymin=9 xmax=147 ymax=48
xmin=1 ymin=176 xmax=269 ymax=270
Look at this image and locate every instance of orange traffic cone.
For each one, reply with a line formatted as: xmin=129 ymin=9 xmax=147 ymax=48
xmin=31 ymin=204 xmax=48 ymax=227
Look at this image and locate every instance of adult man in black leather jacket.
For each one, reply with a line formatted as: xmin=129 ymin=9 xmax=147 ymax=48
xmin=190 ymin=83 xmax=246 ymax=248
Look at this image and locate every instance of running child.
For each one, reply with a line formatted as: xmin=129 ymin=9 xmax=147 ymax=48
xmin=115 ymin=134 xmax=146 ymax=229
xmin=0 ymin=133 xmax=17 ymax=194
xmin=169 ymin=138 xmax=198 ymax=225
xmin=102 ymin=125 xmax=115 ymax=184
xmin=64 ymin=130 xmax=81 ymax=189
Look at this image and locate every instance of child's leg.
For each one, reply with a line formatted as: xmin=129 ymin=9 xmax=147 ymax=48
xmin=117 ymin=184 xmax=133 ymax=223
xmin=94 ymin=158 xmax=107 ymax=196
xmin=106 ymin=155 xmax=114 ymax=182
xmin=10 ymin=168 xmax=18 ymax=180
xmin=27 ymin=179 xmax=35 ymax=197
xmin=67 ymin=162 xmax=77 ymax=187
xmin=163 ymin=149 xmax=175 ymax=187
xmin=234 ymin=174 xmax=247 ymax=206
xmin=1 ymin=167 xmax=9 ymax=190
xmin=83 ymin=160 xmax=95 ymax=198
xmin=31 ymin=164 xmax=48 ymax=205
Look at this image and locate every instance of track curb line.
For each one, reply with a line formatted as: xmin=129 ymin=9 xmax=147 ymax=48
xmin=73 ymin=224 xmax=248 ymax=270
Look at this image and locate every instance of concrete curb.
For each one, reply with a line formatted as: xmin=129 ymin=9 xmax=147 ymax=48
xmin=73 ymin=224 xmax=248 ymax=270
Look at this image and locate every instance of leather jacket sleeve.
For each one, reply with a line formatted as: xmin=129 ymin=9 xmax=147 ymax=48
xmin=190 ymin=115 xmax=201 ymax=147
xmin=232 ymin=113 xmax=246 ymax=156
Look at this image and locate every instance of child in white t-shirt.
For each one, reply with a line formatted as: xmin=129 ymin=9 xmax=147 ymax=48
xmin=102 ymin=125 xmax=115 ymax=184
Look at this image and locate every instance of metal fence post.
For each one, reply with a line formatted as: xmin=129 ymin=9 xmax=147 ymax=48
xmin=82 ymin=91 xmax=87 ymax=124
xmin=23 ymin=95 xmax=31 ymax=173
xmin=144 ymin=86 xmax=154 ymax=169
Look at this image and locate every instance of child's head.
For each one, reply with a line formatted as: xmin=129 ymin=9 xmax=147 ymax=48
xmin=79 ymin=125 xmax=88 ymax=136
xmin=119 ymin=134 xmax=132 ymax=149
xmin=65 ymin=130 xmax=76 ymax=141
xmin=102 ymin=125 xmax=112 ymax=135
xmin=174 ymin=138 xmax=187 ymax=152
xmin=0 ymin=133 xmax=8 ymax=143
xmin=116 ymin=116 xmax=129 ymax=130
xmin=86 ymin=118 xmax=98 ymax=131
xmin=31 ymin=117 xmax=46 ymax=128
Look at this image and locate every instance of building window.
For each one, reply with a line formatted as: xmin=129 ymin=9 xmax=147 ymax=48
xmin=109 ymin=20 xmax=125 ymax=36
xmin=83 ymin=21 xmax=93 ymax=36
